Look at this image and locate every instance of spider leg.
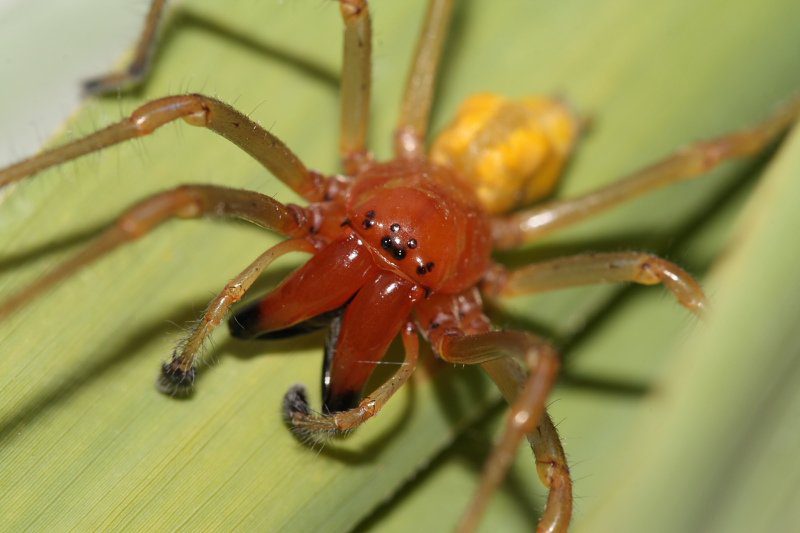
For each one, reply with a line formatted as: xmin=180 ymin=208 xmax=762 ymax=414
xmin=0 ymin=184 xmax=308 ymax=323
xmin=394 ymin=0 xmax=456 ymax=158
xmin=433 ymin=330 xmax=567 ymax=533
xmin=484 ymin=358 xmax=570 ymax=533
xmin=159 ymin=238 xmax=315 ymax=395
xmin=84 ymin=0 xmax=373 ymax=170
xmin=339 ymin=0 xmax=372 ymax=172
xmin=83 ymin=0 xmax=169 ymax=95
xmin=475 ymin=235 xmax=711 ymax=530
xmin=492 ymin=93 xmax=800 ymax=249
xmin=483 ymin=252 xmax=706 ymax=316
xmin=0 ymin=94 xmax=325 ymax=201
xmin=283 ymin=322 xmax=419 ymax=440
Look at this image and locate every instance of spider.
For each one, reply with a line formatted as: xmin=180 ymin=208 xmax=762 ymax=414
xmin=0 ymin=1 xmax=798 ymax=531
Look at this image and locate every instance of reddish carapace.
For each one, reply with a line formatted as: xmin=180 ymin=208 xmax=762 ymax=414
xmin=229 ymin=158 xmax=493 ymax=411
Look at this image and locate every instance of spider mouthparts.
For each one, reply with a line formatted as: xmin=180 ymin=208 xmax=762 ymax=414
xmin=156 ymin=361 xmax=196 ymax=398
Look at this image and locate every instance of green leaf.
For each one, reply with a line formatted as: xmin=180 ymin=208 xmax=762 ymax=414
xmin=584 ymin=115 xmax=800 ymax=533
xmin=0 ymin=1 xmax=798 ymax=531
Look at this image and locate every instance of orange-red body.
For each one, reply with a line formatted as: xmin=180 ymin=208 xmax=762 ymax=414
xmin=230 ymin=158 xmax=493 ymax=411
xmin=1 ymin=1 xmax=792 ymax=530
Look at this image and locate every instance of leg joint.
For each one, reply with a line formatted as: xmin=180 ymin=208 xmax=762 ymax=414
xmin=129 ymin=95 xmax=210 ymax=134
xmin=340 ymin=0 xmax=368 ymax=20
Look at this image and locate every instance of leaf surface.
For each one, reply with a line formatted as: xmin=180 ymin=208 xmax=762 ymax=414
xmin=0 ymin=1 xmax=799 ymax=531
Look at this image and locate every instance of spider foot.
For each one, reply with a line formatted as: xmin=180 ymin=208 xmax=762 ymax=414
xmin=82 ymin=69 xmax=143 ymax=98
xmin=282 ymin=384 xmax=312 ymax=420
xmin=82 ymin=76 xmax=113 ymax=97
xmin=156 ymin=358 xmax=196 ymax=398
xmin=282 ymin=385 xmax=337 ymax=444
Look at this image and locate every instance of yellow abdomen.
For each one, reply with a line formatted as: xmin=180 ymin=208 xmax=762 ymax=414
xmin=431 ymin=93 xmax=579 ymax=214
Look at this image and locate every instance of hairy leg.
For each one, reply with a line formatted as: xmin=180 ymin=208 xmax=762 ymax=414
xmin=83 ymin=0 xmax=169 ymax=94
xmin=0 ymin=184 xmax=309 ymax=321
xmin=282 ymin=322 xmax=419 ymax=440
xmin=433 ymin=330 xmax=567 ymax=533
xmin=492 ymin=94 xmax=800 ymax=249
xmin=159 ymin=238 xmax=315 ymax=395
xmin=84 ymin=0 xmax=372 ymax=170
xmin=394 ymin=0 xmax=456 ymax=158
xmin=483 ymin=252 xmax=707 ymax=316
xmin=339 ymin=0 xmax=372 ymax=171
xmin=482 ymin=358 xmax=571 ymax=533
xmin=0 ymin=94 xmax=325 ymax=201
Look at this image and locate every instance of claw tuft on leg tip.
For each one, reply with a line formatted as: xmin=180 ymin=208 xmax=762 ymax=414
xmin=156 ymin=360 xmax=196 ymax=398
xmin=282 ymin=384 xmax=311 ymax=421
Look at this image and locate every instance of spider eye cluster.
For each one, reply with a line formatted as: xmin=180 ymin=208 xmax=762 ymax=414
xmin=346 ymin=161 xmax=492 ymax=292
xmin=355 ymin=208 xmax=438 ymax=281
xmin=380 ymin=234 xmax=406 ymax=260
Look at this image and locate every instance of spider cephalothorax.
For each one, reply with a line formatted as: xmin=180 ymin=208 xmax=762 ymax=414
xmin=225 ymin=158 xmax=493 ymax=413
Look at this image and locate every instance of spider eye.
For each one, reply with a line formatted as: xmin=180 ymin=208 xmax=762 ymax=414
xmin=380 ymin=235 xmax=407 ymax=261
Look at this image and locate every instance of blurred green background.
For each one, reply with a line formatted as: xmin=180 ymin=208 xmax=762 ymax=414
xmin=0 ymin=1 xmax=799 ymax=531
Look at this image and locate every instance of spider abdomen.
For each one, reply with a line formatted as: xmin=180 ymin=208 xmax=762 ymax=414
xmin=346 ymin=159 xmax=492 ymax=293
